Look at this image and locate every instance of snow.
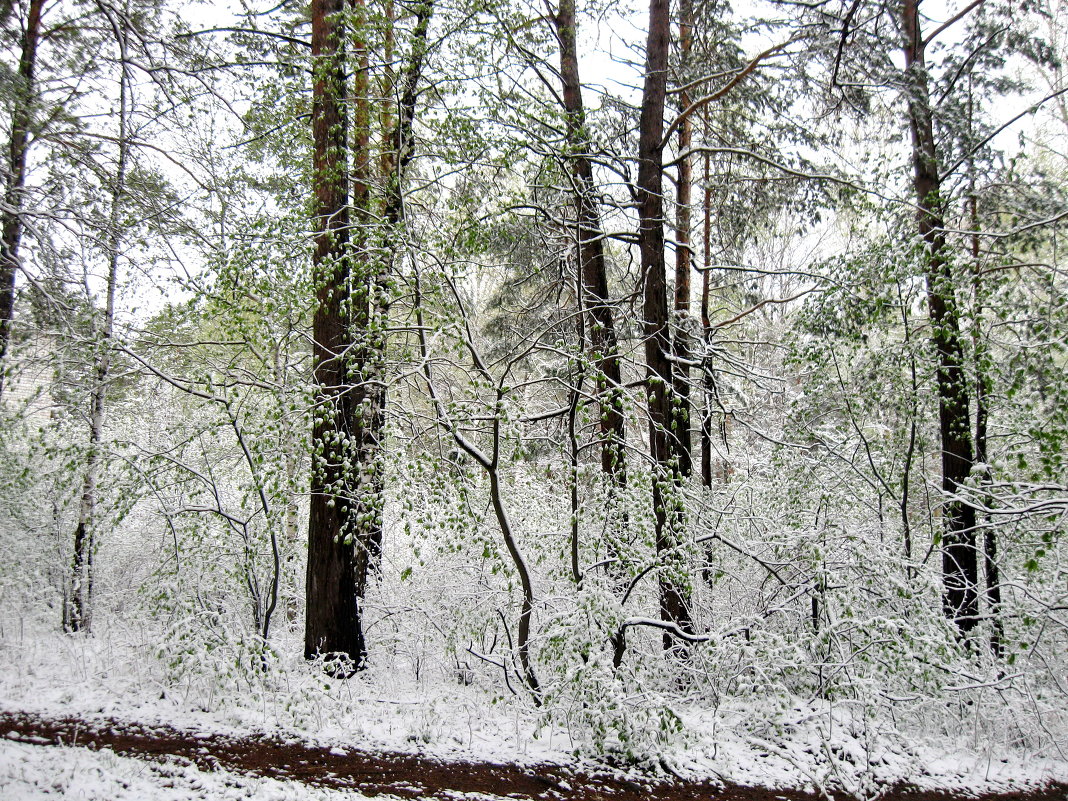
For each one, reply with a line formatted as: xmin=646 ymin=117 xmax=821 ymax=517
xmin=666 ymin=704 xmax=1068 ymax=797
xmin=1 ymin=624 xmax=1067 ymax=799
xmin=0 ymin=738 xmax=373 ymax=800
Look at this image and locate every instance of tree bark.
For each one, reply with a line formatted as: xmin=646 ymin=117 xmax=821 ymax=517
xmin=672 ymin=0 xmax=694 ymax=478
xmin=382 ymin=0 xmax=433 ymax=229
xmin=902 ymin=0 xmax=979 ymax=637
xmin=347 ymin=0 xmax=386 ymax=600
xmin=0 ymin=0 xmax=44 ymax=396
xmin=553 ymin=0 xmax=627 ymax=482
xmin=638 ymin=0 xmax=691 ymax=644
xmin=699 ymin=150 xmax=716 ymax=488
xmin=974 ymin=275 xmax=1003 ymax=655
xmin=968 ymin=119 xmax=1003 ymax=656
xmin=305 ymin=0 xmax=366 ymax=669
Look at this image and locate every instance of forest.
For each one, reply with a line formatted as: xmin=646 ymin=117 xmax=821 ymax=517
xmin=1 ymin=0 xmax=1068 ymax=796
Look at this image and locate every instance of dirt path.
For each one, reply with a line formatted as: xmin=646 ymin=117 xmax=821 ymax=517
xmin=0 ymin=710 xmax=1063 ymax=801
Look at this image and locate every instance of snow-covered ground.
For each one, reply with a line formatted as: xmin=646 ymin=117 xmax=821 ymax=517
xmin=0 ymin=737 xmax=381 ymax=800
xmin=1 ymin=622 xmax=1066 ymax=799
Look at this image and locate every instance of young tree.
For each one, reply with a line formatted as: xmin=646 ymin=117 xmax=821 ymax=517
xmin=65 ymin=0 xmax=132 ymax=633
xmin=672 ymin=0 xmax=694 ymax=478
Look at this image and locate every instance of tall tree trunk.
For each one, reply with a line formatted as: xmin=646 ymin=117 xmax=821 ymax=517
xmin=305 ymin=0 xmax=366 ymax=670
xmin=66 ymin=1 xmax=129 ymax=634
xmin=352 ymin=0 xmax=435 ymax=593
xmin=902 ymin=0 xmax=979 ymax=637
xmin=553 ymin=0 xmax=628 ymax=482
xmin=638 ymin=0 xmax=691 ymax=644
xmin=973 ymin=247 xmax=1002 ymax=656
xmin=0 ymin=0 xmax=44 ymax=396
xmin=672 ymin=0 xmax=694 ymax=478
xmin=966 ymin=91 xmax=1003 ymax=655
xmin=700 ymin=150 xmax=714 ymax=488
xmin=347 ymin=0 xmax=386 ymax=600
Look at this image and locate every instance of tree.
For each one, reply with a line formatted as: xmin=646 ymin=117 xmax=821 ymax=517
xmin=305 ymin=0 xmax=436 ymax=670
xmin=900 ymin=0 xmax=980 ymax=637
xmin=65 ymin=0 xmax=132 ymax=633
xmin=304 ymin=0 xmax=367 ymax=669
xmin=551 ymin=0 xmax=628 ymax=485
xmin=672 ymin=0 xmax=694 ymax=479
xmin=0 ymin=0 xmax=43 ymax=395
xmin=637 ymin=0 xmax=692 ymax=645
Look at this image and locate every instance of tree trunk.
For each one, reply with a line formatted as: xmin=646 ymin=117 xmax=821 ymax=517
xmin=700 ymin=151 xmax=715 ymax=488
xmin=968 ymin=121 xmax=1003 ymax=656
xmin=672 ymin=0 xmax=694 ymax=478
xmin=973 ymin=283 xmax=1002 ymax=655
xmin=0 ymin=0 xmax=44 ymax=396
xmin=554 ymin=0 xmax=628 ymax=482
xmin=347 ymin=0 xmax=386 ymax=600
xmin=382 ymin=0 xmax=433 ymax=228
xmin=305 ymin=0 xmax=366 ymax=670
xmin=902 ymin=0 xmax=979 ymax=637
xmin=66 ymin=3 xmax=130 ymax=634
xmin=638 ymin=0 xmax=691 ymax=645
xmin=353 ymin=0 xmax=435 ymax=591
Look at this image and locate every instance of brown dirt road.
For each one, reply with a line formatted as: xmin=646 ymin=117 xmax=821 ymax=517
xmin=1 ymin=710 xmax=1064 ymax=801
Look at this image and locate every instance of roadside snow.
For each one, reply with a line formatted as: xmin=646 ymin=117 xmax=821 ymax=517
xmin=0 ymin=623 xmax=572 ymax=767
xmin=665 ymin=704 xmax=1068 ymax=796
xmin=1 ymin=624 xmax=1067 ymax=798
xmin=0 ymin=738 xmax=373 ymax=800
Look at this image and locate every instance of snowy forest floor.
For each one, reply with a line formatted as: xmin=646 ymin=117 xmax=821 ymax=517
xmin=3 ymin=626 xmax=1068 ymax=799
xmin=2 ymin=709 xmax=1067 ymax=801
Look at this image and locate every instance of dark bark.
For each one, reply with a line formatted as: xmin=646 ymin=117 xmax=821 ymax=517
xmin=672 ymin=0 xmax=694 ymax=478
xmin=553 ymin=0 xmax=627 ymax=482
xmin=969 ymin=166 xmax=1003 ymax=657
xmin=383 ymin=0 xmax=433 ymax=228
xmin=305 ymin=0 xmax=366 ymax=669
xmin=902 ymin=0 xmax=979 ymax=637
xmin=638 ymin=0 xmax=691 ymax=644
xmin=348 ymin=0 xmax=386 ymax=599
xmin=898 ymin=286 xmax=918 ymax=576
xmin=306 ymin=0 xmax=434 ymax=668
xmin=67 ymin=522 xmax=90 ymax=632
xmin=488 ymin=461 xmax=541 ymax=701
xmin=975 ymin=335 xmax=1002 ymax=656
xmin=700 ymin=151 xmax=714 ymax=488
xmin=0 ymin=0 xmax=44 ymax=395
